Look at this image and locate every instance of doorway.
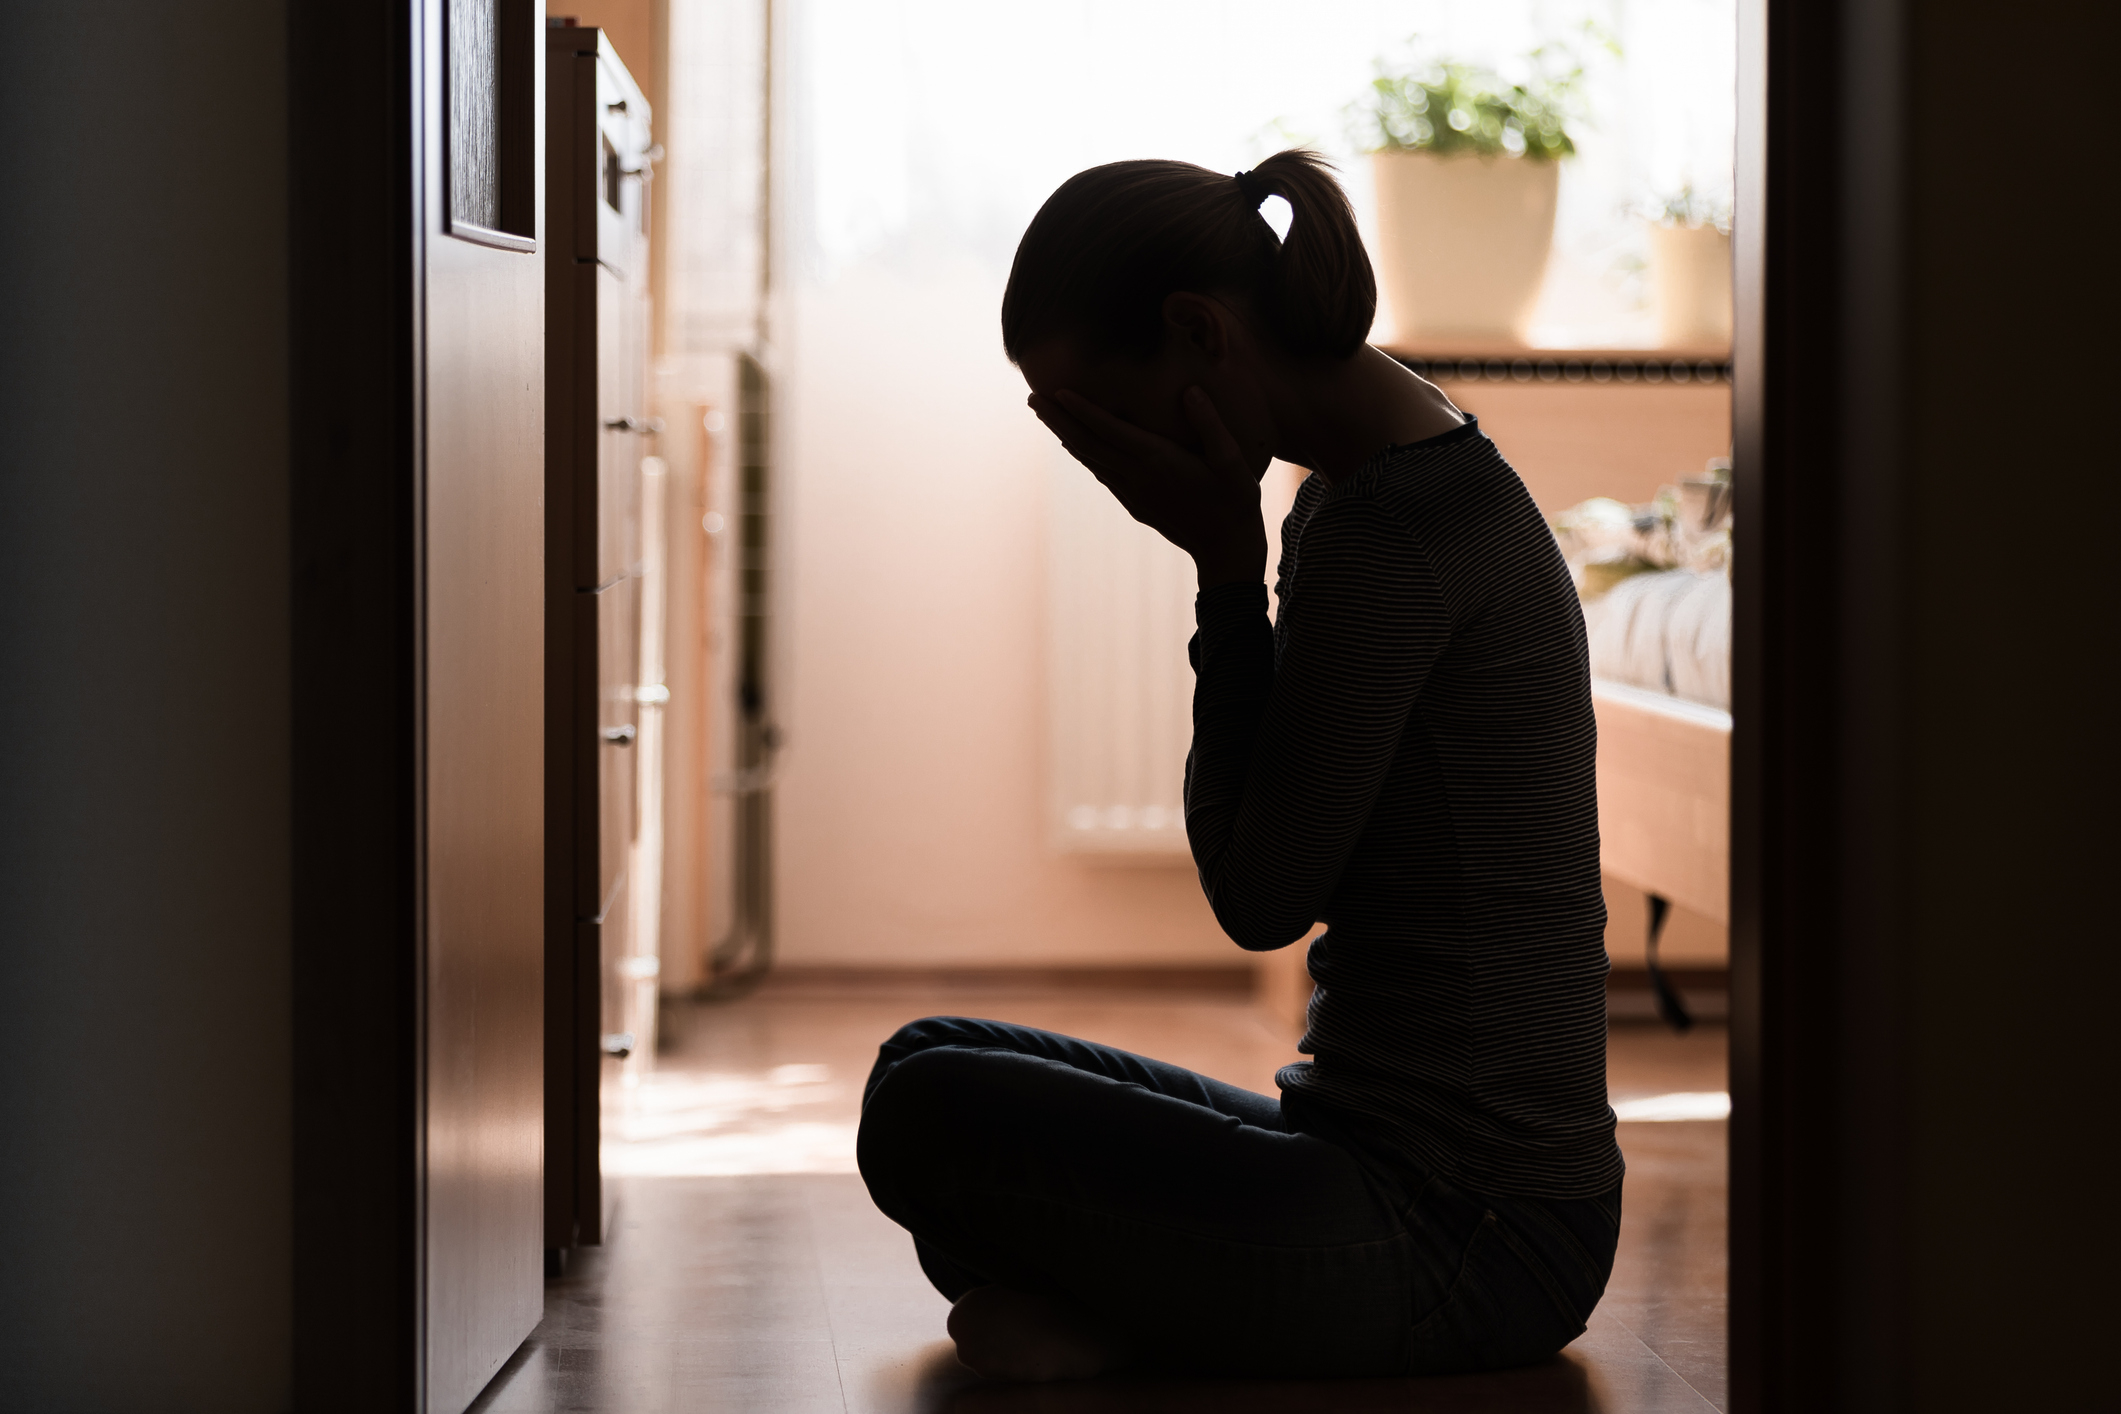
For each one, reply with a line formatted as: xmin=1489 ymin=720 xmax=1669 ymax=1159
xmin=474 ymin=2 xmax=1742 ymax=1409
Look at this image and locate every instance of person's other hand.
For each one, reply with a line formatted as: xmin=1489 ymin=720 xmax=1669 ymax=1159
xmin=1030 ymin=385 xmax=1267 ymax=590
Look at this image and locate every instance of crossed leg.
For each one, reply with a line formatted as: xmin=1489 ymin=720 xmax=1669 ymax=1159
xmin=856 ymin=1016 xmax=1418 ymax=1381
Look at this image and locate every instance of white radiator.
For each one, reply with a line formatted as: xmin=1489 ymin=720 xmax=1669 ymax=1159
xmin=1045 ymin=447 xmax=1309 ymax=859
xmin=1044 ymin=439 xmax=1197 ymax=858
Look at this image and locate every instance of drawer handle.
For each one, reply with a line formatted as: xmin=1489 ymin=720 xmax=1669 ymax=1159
xmin=600 ymin=1032 xmax=635 ymax=1059
xmin=602 ymin=724 xmax=637 ymax=747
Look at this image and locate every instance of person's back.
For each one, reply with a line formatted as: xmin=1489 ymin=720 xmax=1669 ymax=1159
xmin=856 ymin=149 xmax=1621 ymax=1384
xmin=1189 ymin=424 xmax=1618 ymax=1200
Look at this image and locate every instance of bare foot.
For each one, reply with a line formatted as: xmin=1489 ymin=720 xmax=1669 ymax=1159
xmin=945 ymin=1285 xmax=1131 ymax=1382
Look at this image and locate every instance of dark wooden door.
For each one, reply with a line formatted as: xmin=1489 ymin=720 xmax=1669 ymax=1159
xmin=423 ymin=1 xmax=546 ymax=1407
xmin=288 ymin=4 xmax=547 ymax=1409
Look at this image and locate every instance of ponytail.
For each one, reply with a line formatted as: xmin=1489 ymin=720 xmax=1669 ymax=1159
xmin=1242 ymin=150 xmax=1377 ymax=362
xmin=1001 ymin=148 xmax=1376 ymax=365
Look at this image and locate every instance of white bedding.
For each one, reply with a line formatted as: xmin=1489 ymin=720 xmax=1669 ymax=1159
xmin=1581 ymin=569 xmax=1731 ymax=711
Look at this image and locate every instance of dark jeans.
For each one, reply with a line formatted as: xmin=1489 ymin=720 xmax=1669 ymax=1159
xmin=857 ymin=1016 xmax=1620 ymax=1379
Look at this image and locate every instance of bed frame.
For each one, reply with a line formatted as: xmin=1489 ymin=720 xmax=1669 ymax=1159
xmin=1592 ymin=678 xmax=1731 ymax=927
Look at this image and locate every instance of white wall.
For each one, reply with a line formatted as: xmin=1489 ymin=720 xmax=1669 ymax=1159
xmin=777 ymin=257 xmax=1233 ymax=965
xmin=0 ymin=5 xmax=293 ymax=1408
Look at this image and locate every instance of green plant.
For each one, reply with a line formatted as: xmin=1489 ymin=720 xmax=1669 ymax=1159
xmin=1645 ymin=182 xmax=1732 ymax=232
xmin=1356 ymin=37 xmax=1601 ymax=161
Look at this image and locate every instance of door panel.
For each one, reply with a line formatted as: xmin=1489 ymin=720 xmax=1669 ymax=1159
xmin=596 ymin=571 xmax=641 ymax=900
xmin=594 ymin=264 xmax=639 ymax=588
xmin=424 ymin=1 xmax=545 ymax=1409
xmin=424 ymin=243 xmax=545 ymax=1410
xmin=594 ymin=871 xmax=632 ymax=1056
xmin=593 ymin=54 xmax=635 ymax=279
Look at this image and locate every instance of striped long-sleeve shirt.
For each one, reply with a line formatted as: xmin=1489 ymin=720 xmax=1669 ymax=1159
xmin=1184 ymin=418 xmax=1623 ymax=1200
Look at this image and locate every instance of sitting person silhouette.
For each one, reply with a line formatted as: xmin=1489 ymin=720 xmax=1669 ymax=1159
xmin=857 ymin=150 xmax=1622 ymax=1382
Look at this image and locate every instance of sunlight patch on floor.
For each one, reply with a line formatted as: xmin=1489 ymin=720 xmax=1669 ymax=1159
xmin=601 ymin=1062 xmax=861 ymax=1175
xmin=1613 ymin=1090 xmax=1731 ymax=1122
xmin=602 ymin=1121 xmax=860 ymax=1175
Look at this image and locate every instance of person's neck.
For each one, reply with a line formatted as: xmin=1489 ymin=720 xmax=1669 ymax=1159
xmin=1270 ymin=346 xmax=1465 ymax=484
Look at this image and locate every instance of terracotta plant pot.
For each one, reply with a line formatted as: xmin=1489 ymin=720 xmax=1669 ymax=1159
xmin=1371 ymin=149 xmax=1560 ymax=345
xmin=1648 ymin=223 xmax=1732 ymax=348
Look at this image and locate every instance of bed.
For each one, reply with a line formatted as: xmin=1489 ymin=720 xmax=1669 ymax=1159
xmin=1583 ymin=567 xmax=1731 ymax=926
xmin=1551 ymin=473 xmax=1735 ymax=932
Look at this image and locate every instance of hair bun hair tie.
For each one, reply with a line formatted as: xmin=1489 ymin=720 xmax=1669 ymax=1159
xmin=1233 ymin=169 xmax=1270 ymax=210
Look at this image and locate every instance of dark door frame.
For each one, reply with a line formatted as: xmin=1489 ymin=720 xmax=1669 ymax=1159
xmin=1729 ymin=1 xmax=2112 ymax=1406
xmin=1730 ymin=0 xmax=1914 ymax=1405
xmin=289 ymin=1 xmax=426 ymax=1407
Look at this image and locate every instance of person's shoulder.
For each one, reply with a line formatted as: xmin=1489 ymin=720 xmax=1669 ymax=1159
xmin=1366 ymin=418 xmax=1510 ymax=488
xmin=1382 ymin=420 xmax=1536 ymax=517
xmin=1349 ymin=423 xmax=1562 ymax=593
xmin=1314 ymin=421 xmax=1489 ymax=532
xmin=1288 ymin=477 xmax=1443 ymax=602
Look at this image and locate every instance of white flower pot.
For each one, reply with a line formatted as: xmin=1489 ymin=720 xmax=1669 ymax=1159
xmin=1371 ymin=150 xmax=1560 ymax=345
xmin=1648 ymin=223 xmax=1732 ymax=349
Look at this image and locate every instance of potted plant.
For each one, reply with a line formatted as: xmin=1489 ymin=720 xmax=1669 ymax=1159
xmin=1357 ymin=44 xmax=1588 ymax=345
xmin=1644 ymin=185 xmax=1732 ymax=349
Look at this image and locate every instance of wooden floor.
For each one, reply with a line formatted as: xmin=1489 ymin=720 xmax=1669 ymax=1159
xmin=471 ymin=987 xmax=1727 ymax=1413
